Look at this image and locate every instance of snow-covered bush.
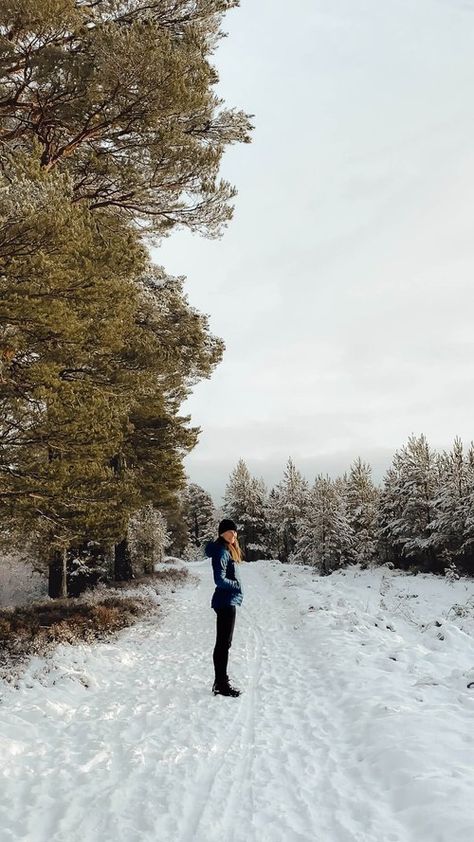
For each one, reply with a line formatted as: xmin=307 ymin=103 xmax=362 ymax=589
xmin=128 ymin=505 xmax=170 ymax=574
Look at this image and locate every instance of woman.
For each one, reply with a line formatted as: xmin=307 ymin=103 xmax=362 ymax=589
xmin=205 ymin=518 xmax=243 ymax=697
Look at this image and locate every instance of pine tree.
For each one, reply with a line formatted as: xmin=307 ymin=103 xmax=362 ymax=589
xmin=293 ymin=475 xmax=354 ymax=573
xmin=128 ymin=504 xmax=170 ymax=574
xmin=0 ymin=0 xmax=253 ymax=236
xmin=0 ymin=1 xmax=251 ymax=595
xmin=223 ymin=459 xmax=269 ymax=560
xmin=0 ymin=157 xmax=147 ymax=595
xmin=377 ymin=434 xmax=441 ymax=572
xmin=67 ymin=541 xmax=110 ymax=597
xmin=345 ymin=457 xmax=379 ymax=567
xmin=265 ymin=488 xmax=280 ymax=559
xmin=428 ymin=438 xmax=467 ymax=567
xmin=165 ymin=491 xmax=191 ymax=559
xmin=0 ymin=158 xmax=223 ymax=593
xmin=183 ymin=482 xmax=216 ymax=556
xmin=113 ymin=266 xmax=224 ymax=574
xmin=456 ymin=440 xmax=474 ymax=574
xmin=268 ymin=458 xmax=308 ymax=562
xmin=376 ymin=466 xmax=402 ymax=566
xmin=246 ymin=476 xmax=270 ymax=560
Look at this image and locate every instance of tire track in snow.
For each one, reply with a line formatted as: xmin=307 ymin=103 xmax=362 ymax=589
xmin=176 ymin=616 xmax=261 ymax=842
xmin=216 ymin=615 xmax=263 ymax=842
xmin=244 ymin=579 xmax=333 ymax=842
xmin=251 ymin=563 xmax=411 ymax=842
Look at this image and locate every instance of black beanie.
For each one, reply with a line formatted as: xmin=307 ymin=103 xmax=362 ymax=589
xmin=218 ymin=518 xmax=237 ymax=535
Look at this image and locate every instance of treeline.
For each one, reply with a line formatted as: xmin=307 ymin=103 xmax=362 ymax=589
xmin=0 ymin=1 xmax=251 ymax=597
xmin=176 ymin=434 xmax=474 ymax=576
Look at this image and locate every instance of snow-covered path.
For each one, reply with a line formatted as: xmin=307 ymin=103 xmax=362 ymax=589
xmin=1 ymin=561 xmax=473 ymax=842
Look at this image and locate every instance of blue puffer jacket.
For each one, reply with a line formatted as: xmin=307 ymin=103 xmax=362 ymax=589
xmin=205 ymin=538 xmax=243 ymax=610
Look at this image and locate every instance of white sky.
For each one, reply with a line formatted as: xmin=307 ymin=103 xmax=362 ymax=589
xmin=154 ymin=0 xmax=474 ymax=501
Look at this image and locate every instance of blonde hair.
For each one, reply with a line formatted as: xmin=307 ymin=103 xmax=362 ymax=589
xmin=226 ymin=536 xmax=243 ymax=562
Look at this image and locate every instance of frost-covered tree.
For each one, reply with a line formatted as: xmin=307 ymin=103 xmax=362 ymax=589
xmin=293 ymin=475 xmax=354 ymax=573
xmin=345 ymin=457 xmax=379 ymax=566
xmin=223 ymin=459 xmax=269 ymax=560
xmin=377 ymin=434 xmax=441 ymax=572
xmin=376 ymin=465 xmax=402 ymax=566
xmin=428 ymin=438 xmax=468 ymax=567
xmin=265 ymin=489 xmax=280 ymax=559
xmin=182 ymin=483 xmax=216 ymax=556
xmin=455 ymin=441 xmax=474 ymax=574
xmin=268 ymin=458 xmax=309 ymax=562
xmin=128 ymin=504 xmax=169 ymax=574
xmin=246 ymin=476 xmax=270 ymax=560
xmin=223 ymin=458 xmax=251 ymax=528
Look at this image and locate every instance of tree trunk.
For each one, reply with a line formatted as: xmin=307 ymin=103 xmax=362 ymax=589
xmin=114 ymin=537 xmax=134 ymax=581
xmin=48 ymin=548 xmax=68 ymax=599
xmin=111 ymin=451 xmax=134 ymax=581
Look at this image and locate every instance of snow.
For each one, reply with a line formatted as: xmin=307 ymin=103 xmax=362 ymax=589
xmin=1 ymin=562 xmax=473 ymax=842
xmin=0 ymin=553 xmax=47 ymax=608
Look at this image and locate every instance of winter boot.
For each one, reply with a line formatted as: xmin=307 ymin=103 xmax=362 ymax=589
xmin=212 ymin=680 xmax=241 ymax=697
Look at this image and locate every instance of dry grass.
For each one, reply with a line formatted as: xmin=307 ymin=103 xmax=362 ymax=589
xmin=0 ymin=567 xmax=191 ymax=675
xmin=0 ymin=596 xmax=148 ymax=661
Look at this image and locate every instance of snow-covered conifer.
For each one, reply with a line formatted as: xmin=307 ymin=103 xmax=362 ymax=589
xmin=377 ymin=434 xmax=441 ymax=571
xmin=459 ymin=441 xmax=474 ymax=573
xmin=223 ymin=460 xmax=269 ymax=560
xmin=376 ymin=465 xmax=403 ymax=566
xmin=269 ymin=459 xmax=309 ymax=562
xmin=182 ymin=483 xmax=216 ymax=558
xmin=345 ymin=457 xmax=379 ymax=567
xmin=128 ymin=505 xmax=169 ymax=574
xmin=293 ymin=475 xmax=354 ymax=573
xmin=428 ymin=438 xmax=469 ymax=568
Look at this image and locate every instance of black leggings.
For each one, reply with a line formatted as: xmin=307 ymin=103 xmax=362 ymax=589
xmin=213 ymin=606 xmax=236 ymax=685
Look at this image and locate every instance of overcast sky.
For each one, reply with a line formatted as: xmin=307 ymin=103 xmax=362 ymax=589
xmin=154 ymin=0 xmax=474 ymax=502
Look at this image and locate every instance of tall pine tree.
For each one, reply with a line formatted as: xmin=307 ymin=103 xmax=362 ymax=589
xmin=0 ymin=159 xmax=223 ymax=593
xmin=345 ymin=457 xmax=379 ymax=567
xmin=377 ymin=434 xmax=441 ymax=572
xmin=223 ymin=459 xmax=269 ymax=560
xmin=293 ymin=475 xmax=354 ymax=573
xmin=182 ymin=482 xmax=216 ymax=557
xmin=267 ymin=458 xmax=308 ymax=562
xmin=0 ymin=157 xmax=147 ymax=595
xmin=0 ymin=0 xmax=253 ymax=236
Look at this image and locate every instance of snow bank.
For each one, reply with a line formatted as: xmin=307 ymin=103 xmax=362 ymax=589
xmin=274 ymin=563 xmax=474 ymax=842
